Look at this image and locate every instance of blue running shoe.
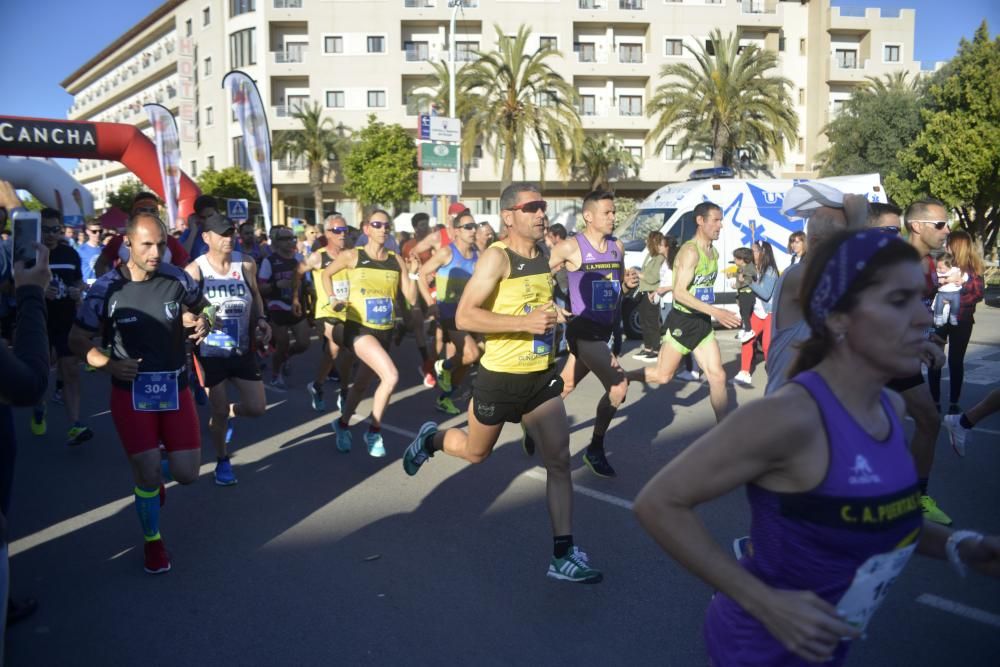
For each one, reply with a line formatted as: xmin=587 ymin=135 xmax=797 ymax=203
xmin=307 ymin=382 xmax=326 ymax=412
xmin=331 ymin=419 xmax=352 ymax=453
xmin=403 ymin=422 xmax=438 ymax=476
xmin=214 ymin=457 xmax=237 ymax=486
xmin=365 ymin=431 xmax=386 ymax=458
xmin=225 ymin=417 xmax=235 ymax=445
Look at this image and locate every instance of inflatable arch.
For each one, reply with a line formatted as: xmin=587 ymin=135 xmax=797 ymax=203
xmin=0 ymin=156 xmax=95 ymax=223
xmin=0 ymin=115 xmax=200 ymax=222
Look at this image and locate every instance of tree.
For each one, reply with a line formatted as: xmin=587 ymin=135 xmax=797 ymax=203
xmin=106 ymin=178 xmax=146 ymax=213
xmin=197 ymin=166 xmax=257 ymax=202
xmin=888 ymin=21 xmax=1000 ymax=250
xmin=647 ymin=29 xmax=798 ymax=170
xmin=861 ymin=70 xmax=922 ymax=94
xmin=20 ymin=194 xmax=45 ymax=212
xmin=573 ymin=134 xmax=641 ymax=192
xmin=462 ymin=24 xmax=583 ymax=190
xmin=342 ymin=115 xmax=418 ymax=211
xmin=272 ymin=102 xmax=351 ymax=226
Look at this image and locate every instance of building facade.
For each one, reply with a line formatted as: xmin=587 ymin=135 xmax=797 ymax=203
xmin=62 ymin=0 xmax=922 ymax=223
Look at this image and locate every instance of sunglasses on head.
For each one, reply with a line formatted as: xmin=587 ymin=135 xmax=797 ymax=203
xmin=915 ymin=220 xmax=948 ymax=230
xmin=326 ymin=226 xmax=349 ymax=234
xmin=368 ymin=220 xmax=391 ymax=230
xmin=508 ymin=200 xmax=547 ymax=214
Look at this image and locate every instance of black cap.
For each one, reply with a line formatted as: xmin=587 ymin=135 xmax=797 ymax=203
xmin=203 ymin=212 xmax=236 ymax=235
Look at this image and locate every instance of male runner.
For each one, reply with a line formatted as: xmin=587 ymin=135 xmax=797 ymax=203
xmin=258 ymin=226 xmax=310 ymax=388
xmin=626 ymin=202 xmax=741 ymax=422
xmin=302 ymin=214 xmax=351 ymax=411
xmin=417 ymin=208 xmax=481 ymax=415
xmin=532 ymin=191 xmax=639 ymax=477
xmin=185 ymin=213 xmax=271 ymax=485
xmin=236 ymin=221 xmax=270 ymax=265
xmin=69 ymin=212 xmax=209 ymax=574
xmin=406 ymin=202 xmax=465 ymax=259
xmin=402 ymin=183 xmax=603 ymax=584
xmin=178 ymin=194 xmax=219 ymax=260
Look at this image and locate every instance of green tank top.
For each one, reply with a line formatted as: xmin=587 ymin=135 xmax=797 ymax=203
xmin=673 ymin=239 xmax=718 ymax=315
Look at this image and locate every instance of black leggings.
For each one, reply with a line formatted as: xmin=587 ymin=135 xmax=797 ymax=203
xmin=927 ymin=317 xmax=974 ymax=405
xmin=638 ymin=294 xmax=661 ymax=351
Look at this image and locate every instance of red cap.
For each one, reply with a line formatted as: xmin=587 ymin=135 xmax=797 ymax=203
xmin=447 ymin=202 xmax=467 ymax=216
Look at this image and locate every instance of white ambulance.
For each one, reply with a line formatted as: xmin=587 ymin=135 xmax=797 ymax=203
xmin=616 ymin=169 xmax=888 ymax=338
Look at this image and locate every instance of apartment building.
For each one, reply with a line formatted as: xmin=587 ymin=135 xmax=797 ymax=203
xmin=62 ymin=0 xmax=922 ymax=221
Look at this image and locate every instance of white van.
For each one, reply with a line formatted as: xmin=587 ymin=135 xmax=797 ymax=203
xmin=615 ymin=171 xmax=888 ymax=338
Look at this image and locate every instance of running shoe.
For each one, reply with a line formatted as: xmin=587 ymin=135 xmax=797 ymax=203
xmin=732 ymin=536 xmax=752 ymax=560
xmin=51 ymin=388 xmax=64 ymax=405
xmin=403 ymin=422 xmax=438 ymax=476
xmin=583 ymin=449 xmax=616 ymax=478
xmin=943 ymin=414 xmax=971 ymax=457
xmin=269 ymin=376 xmax=287 ymax=391
xmin=521 ymin=423 xmax=536 ymax=457
xmin=547 ymin=546 xmax=603 ymax=584
xmin=920 ymin=495 xmax=953 ymax=526
xmin=421 ymin=359 xmax=436 ymax=388
xmin=365 ymin=431 xmax=386 ymax=458
xmin=331 ymin=419 xmax=352 ymax=453
xmin=143 ymin=539 xmax=171 ymax=574
xmin=66 ymin=424 xmax=93 ymax=447
xmin=732 ymin=371 xmax=754 ymax=387
xmin=214 ymin=457 xmax=238 ymax=486
xmin=738 ymin=330 xmax=756 ymax=344
xmin=435 ymin=396 xmax=461 ymax=416
xmin=434 ymin=359 xmax=453 ymax=393
xmin=676 ymin=370 xmax=701 ymax=382
xmin=947 ymin=403 xmax=962 ymax=415
xmin=308 ymin=382 xmax=326 ymax=411
xmin=631 ymin=348 xmax=652 ymax=360
xmin=225 ymin=418 xmax=235 ymax=445
xmin=30 ymin=408 xmax=46 ymax=436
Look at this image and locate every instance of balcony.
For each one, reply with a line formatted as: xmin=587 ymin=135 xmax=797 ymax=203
xmin=739 ymin=0 xmax=783 ymax=27
xmin=619 ymin=0 xmax=643 ymax=9
xmin=276 ymin=157 xmax=308 ymax=171
xmin=404 ymin=43 xmax=431 ymax=62
xmin=827 ymin=57 xmax=869 ymax=84
xmin=273 ymin=50 xmax=306 ymax=64
xmin=273 ymin=101 xmax=311 ymax=118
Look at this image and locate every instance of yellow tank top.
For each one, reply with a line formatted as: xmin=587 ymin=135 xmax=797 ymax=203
xmin=480 ymin=242 xmax=555 ymax=374
xmin=312 ymin=248 xmax=348 ymax=322
xmin=346 ymin=248 xmax=400 ymax=330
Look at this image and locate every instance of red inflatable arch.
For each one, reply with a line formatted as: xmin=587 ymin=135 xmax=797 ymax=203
xmin=0 ymin=115 xmax=200 ymax=222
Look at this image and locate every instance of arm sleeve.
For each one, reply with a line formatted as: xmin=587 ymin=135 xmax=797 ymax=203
xmin=76 ymin=276 xmax=109 ymax=331
xmin=0 ymin=286 xmax=50 ymax=405
xmin=750 ymin=268 xmax=778 ymax=301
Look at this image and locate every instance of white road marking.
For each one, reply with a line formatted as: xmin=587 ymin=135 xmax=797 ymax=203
xmin=524 ymin=469 xmax=634 ymax=510
xmin=915 ymin=594 xmax=1000 ymax=628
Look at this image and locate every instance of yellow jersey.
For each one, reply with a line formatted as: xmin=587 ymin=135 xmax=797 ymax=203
xmin=313 ymin=248 xmax=348 ymax=322
xmin=346 ymin=249 xmax=400 ymax=330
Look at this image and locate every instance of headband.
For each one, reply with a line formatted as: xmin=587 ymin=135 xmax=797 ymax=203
xmin=807 ymin=229 xmax=905 ymax=332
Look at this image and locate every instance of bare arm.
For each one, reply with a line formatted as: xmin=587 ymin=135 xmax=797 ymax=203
xmin=395 ymin=254 xmax=417 ymax=307
xmin=455 ymin=246 xmax=555 ymax=335
xmin=548 ymin=238 xmax=577 ymax=273
xmin=320 ymin=249 xmax=356 ymax=307
xmin=417 ymin=245 xmax=451 ymax=307
xmin=408 ymin=230 xmax=441 ymax=259
xmin=243 ymin=259 xmax=271 ymax=345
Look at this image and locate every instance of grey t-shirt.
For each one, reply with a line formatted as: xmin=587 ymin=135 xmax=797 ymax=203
xmin=764 ymin=263 xmax=812 ymax=395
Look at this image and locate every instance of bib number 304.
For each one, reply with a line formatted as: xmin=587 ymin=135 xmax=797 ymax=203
xmin=132 ymin=372 xmax=180 ymax=412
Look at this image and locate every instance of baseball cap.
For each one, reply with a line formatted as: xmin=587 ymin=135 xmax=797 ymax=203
xmin=203 ymin=212 xmax=236 ymax=235
xmin=447 ymin=202 xmax=467 ymax=216
xmin=780 ymin=182 xmax=844 ymax=218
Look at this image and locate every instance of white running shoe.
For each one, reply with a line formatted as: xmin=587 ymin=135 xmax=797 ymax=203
xmin=942 ymin=414 xmax=971 ymax=457
xmin=738 ymin=330 xmax=756 ymax=344
xmin=676 ymin=370 xmax=700 ymax=382
xmin=732 ymin=371 xmax=753 ymax=387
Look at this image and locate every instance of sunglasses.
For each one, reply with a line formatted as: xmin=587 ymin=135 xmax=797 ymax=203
xmin=457 ymin=222 xmax=477 ymax=230
xmin=87 ymin=228 xmax=102 ymax=233
xmin=41 ymin=225 xmax=63 ymax=234
xmin=368 ymin=220 xmax=391 ymax=230
xmin=913 ymin=220 xmax=948 ymax=230
xmin=133 ymin=206 xmax=159 ymax=214
xmin=326 ymin=226 xmax=349 ymax=234
xmin=508 ymin=200 xmax=547 ymax=214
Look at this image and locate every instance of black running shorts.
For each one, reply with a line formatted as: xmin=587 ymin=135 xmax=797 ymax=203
xmin=471 ymin=365 xmax=564 ymax=426
xmin=661 ymin=309 xmax=714 ymax=355
xmin=566 ymin=317 xmax=613 ymax=357
xmin=198 ymin=352 xmax=262 ymax=388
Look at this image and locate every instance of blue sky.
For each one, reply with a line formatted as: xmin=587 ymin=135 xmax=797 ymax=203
xmin=0 ymin=0 xmax=997 ymax=124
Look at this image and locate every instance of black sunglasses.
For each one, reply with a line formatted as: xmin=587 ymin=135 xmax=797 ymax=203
xmin=457 ymin=222 xmax=477 ymax=230
xmin=508 ymin=200 xmax=547 ymax=214
xmin=133 ymin=206 xmax=159 ymax=214
xmin=87 ymin=228 xmax=102 ymax=233
xmin=41 ymin=225 xmax=63 ymax=234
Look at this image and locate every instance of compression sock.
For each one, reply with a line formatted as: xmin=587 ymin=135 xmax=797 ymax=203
xmin=553 ymin=535 xmax=574 ymax=559
xmin=587 ymin=434 xmax=605 ymax=456
xmin=918 ymin=478 xmax=929 ymax=496
xmin=422 ymin=429 xmax=440 ymax=454
xmin=960 ymin=414 xmax=974 ymax=429
xmin=160 ymin=457 xmax=173 ymax=482
xmin=134 ymin=486 xmax=162 ymax=542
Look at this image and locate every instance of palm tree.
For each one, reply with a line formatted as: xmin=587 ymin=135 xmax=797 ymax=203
xmin=647 ymin=29 xmax=798 ymax=170
xmin=272 ymin=102 xmax=351 ymax=226
xmin=862 ymin=70 xmax=922 ymax=94
xmin=574 ymin=134 xmax=641 ymax=191
xmin=462 ymin=24 xmax=583 ymax=189
xmin=410 ymin=60 xmax=482 ymax=162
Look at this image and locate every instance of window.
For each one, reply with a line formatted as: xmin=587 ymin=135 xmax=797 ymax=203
xmin=539 ymin=36 xmax=557 ymax=51
xmin=619 ymin=95 xmax=642 ymax=116
xmin=456 ymin=41 xmax=478 ymax=61
xmin=233 ymin=136 xmax=250 ymax=170
xmin=202 ymin=7 xmax=211 ymax=26
xmin=579 ymin=95 xmax=596 ymax=116
xmin=541 ymin=143 xmax=556 ymax=159
xmin=835 ymin=49 xmax=858 ymax=69
xmin=575 ymin=42 xmax=596 ymax=62
xmin=537 ymin=91 xmax=557 ymax=107
xmin=326 ymin=90 xmax=345 ymax=108
xmin=229 ymin=28 xmax=256 ymax=68
xmin=230 ymin=0 xmax=255 ymax=17
xmin=286 ymin=95 xmax=309 ymax=114
xmin=207 ymin=155 xmax=215 ymax=170
xmin=367 ymin=36 xmax=385 ymax=53
xmin=185 ymin=19 xmax=192 ymax=37
xmin=704 ymin=39 xmax=716 ymax=56
xmin=367 ymin=90 xmax=386 ymax=107
xmin=798 ymin=87 xmax=805 ymax=105
xmin=405 ymin=41 xmax=429 ymax=61
xmin=884 ymin=44 xmax=900 ymax=62
xmin=626 ymin=146 xmax=642 ymax=161
xmin=799 ymin=38 xmax=806 ymax=56
xmin=663 ymin=144 xmax=679 ymax=160
xmin=205 ymin=106 xmax=214 ymax=126
xmin=190 ymin=160 xmax=198 ymax=177
xmin=324 ymin=36 xmax=343 ymax=54
xmin=619 ymin=0 xmax=643 ymax=8
xmin=204 ymin=57 xmax=213 ymax=76
xmin=619 ymin=43 xmax=642 ymax=63
xmin=705 ymin=0 xmax=722 ymax=4
xmin=797 ymin=137 xmax=804 ymax=152
xmin=664 ymin=39 xmax=683 ymax=56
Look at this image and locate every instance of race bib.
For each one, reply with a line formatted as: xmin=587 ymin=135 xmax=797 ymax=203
xmin=332 ymin=279 xmax=350 ymax=302
xmin=365 ymin=297 xmax=393 ymax=326
xmin=592 ymin=280 xmax=621 ymax=312
xmin=836 ymin=544 xmax=917 ymax=633
xmin=524 ymin=304 xmax=553 ymax=356
xmin=693 ymin=286 xmax=715 ymax=304
xmin=204 ymin=317 xmax=240 ymax=351
xmin=132 ymin=372 xmax=180 ymax=412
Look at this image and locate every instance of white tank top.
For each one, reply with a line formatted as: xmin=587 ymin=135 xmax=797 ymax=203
xmin=196 ymin=251 xmax=253 ymax=358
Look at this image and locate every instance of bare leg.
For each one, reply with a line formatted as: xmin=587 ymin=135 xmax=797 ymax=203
xmin=691 ymin=340 xmax=729 ymax=423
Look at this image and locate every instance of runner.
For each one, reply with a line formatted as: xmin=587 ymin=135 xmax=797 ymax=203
xmin=402 ymin=183 xmax=603 ymax=584
xmin=77 ymin=220 xmax=104 ymax=286
xmin=406 ymin=202 xmax=464 ymax=259
xmin=530 ymin=191 xmax=638 ymax=478
xmin=185 ymin=213 xmax=271 ymax=486
xmin=258 ymin=225 xmax=310 ymax=389
xmin=943 ymin=388 xmax=1000 ymax=456
xmin=417 ymin=208 xmax=480 ymax=415
xmin=626 ymin=202 xmax=741 ymax=422
xmin=320 ymin=209 xmax=417 ymax=457
xmin=635 ymin=229 xmax=1000 ymax=666
xmin=93 ymin=192 xmax=190 ymax=276
xmin=302 ymin=214 xmax=351 ymax=412
xmin=236 ymin=221 xmax=270 ymax=265
xmin=68 ymin=212 xmax=209 ymax=574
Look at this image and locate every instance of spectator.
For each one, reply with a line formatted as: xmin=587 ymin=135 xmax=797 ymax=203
xmin=733 ymin=240 xmax=779 ymax=388
xmin=179 ymin=194 xmax=219 ymax=259
xmin=634 ymin=231 xmax=666 ymax=361
xmin=787 ymin=231 xmax=806 ymax=266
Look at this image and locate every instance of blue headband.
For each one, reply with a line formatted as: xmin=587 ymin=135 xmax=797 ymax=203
xmin=807 ymin=229 xmax=906 ymax=332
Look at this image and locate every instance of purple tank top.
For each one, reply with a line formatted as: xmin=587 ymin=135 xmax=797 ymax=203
xmin=566 ymin=234 xmax=623 ymax=327
xmin=704 ymin=370 xmax=922 ymax=667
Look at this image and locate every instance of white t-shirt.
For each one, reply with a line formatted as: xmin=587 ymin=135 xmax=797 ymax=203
xmin=656 ymin=261 xmax=673 ymax=305
xmin=937 ymin=267 xmax=966 ymax=293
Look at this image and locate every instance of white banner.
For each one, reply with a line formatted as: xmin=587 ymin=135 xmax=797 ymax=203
xmin=143 ymin=104 xmax=182 ymax=228
xmin=223 ymin=71 xmax=273 ymax=231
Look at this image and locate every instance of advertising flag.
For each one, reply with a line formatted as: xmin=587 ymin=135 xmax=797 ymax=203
xmin=223 ymin=71 xmax=273 ymax=232
xmin=143 ymin=104 xmax=182 ymax=228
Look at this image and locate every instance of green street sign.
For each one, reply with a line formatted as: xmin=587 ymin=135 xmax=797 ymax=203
xmin=419 ymin=142 xmax=459 ymax=170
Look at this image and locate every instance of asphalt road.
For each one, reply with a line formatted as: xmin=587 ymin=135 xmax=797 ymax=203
xmin=5 ymin=304 xmax=1000 ymax=666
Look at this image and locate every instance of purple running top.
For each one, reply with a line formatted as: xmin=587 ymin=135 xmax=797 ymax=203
xmin=566 ymin=233 xmax=623 ymax=328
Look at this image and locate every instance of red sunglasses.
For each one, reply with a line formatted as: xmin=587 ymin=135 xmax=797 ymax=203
xmin=508 ymin=200 xmax=547 ymax=214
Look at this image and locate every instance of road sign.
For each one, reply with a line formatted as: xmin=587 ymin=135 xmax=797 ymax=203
xmin=419 ymin=143 xmax=460 ymax=170
xmin=418 ymin=114 xmax=461 ymax=142
xmin=227 ymin=198 xmax=249 ymax=221
xmin=419 ymin=171 xmax=461 ymax=196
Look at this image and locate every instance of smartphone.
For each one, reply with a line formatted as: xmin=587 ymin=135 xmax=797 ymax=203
xmin=12 ymin=210 xmax=41 ymax=268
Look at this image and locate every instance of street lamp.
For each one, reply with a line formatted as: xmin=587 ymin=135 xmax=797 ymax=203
xmin=448 ymin=0 xmax=462 ymax=199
